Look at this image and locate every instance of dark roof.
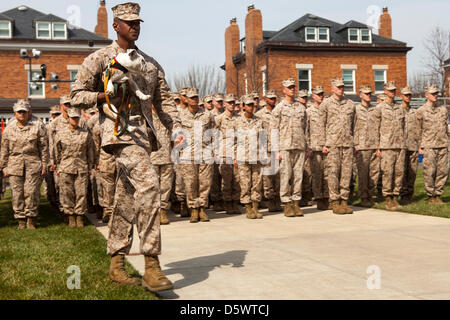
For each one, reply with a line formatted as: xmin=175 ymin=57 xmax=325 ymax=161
xmin=336 ymin=20 xmax=370 ymax=32
xmin=263 ymin=31 xmax=277 ymax=40
xmin=0 ymin=13 xmax=13 ymax=21
xmin=0 ymin=5 xmax=110 ymax=41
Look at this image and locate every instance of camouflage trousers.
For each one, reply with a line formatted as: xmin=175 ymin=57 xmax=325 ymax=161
xmin=302 ymin=156 xmax=312 ymax=198
xmin=280 ymin=150 xmax=305 ymax=203
xmin=310 ymin=151 xmax=329 ymax=200
xmin=10 ymin=171 xmax=43 ymax=219
xmin=154 ymin=164 xmax=174 ymax=210
xmin=54 ymin=173 xmax=64 ymax=212
xmin=261 ymin=153 xmax=280 ymax=200
xmin=238 ymin=163 xmax=262 ymax=204
xmin=87 ymin=172 xmax=99 ymax=208
xmin=400 ymin=151 xmax=418 ymax=197
xmin=423 ymin=148 xmax=449 ymax=197
xmin=59 ymin=172 xmax=88 ymax=216
xmin=219 ymin=163 xmax=241 ymax=202
xmin=325 ymin=147 xmax=353 ymax=202
xmin=380 ymin=149 xmax=405 ymax=197
xmin=355 ymin=150 xmax=380 ymax=200
xmin=99 ymin=170 xmax=116 ymax=217
xmin=173 ymin=164 xmax=186 ymax=202
xmin=180 ymin=163 xmax=213 ymax=209
xmin=107 ymin=144 xmax=161 ymax=257
xmin=44 ymin=170 xmax=58 ymax=207
xmin=210 ymin=164 xmax=222 ymax=203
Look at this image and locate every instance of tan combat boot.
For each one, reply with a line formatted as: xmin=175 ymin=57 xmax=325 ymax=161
xmin=434 ymin=196 xmax=445 ymax=205
xmin=252 ymin=201 xmax=263 ymax=219
xmin=331 ymin=200 xmax=345 ymax=215
xmin=284 ymin=202 xmax=296 ymax=218
xmin=199 ymin=207 xmax=210 ymax=222
xmin=142 ymin=255 xmax=173 ymax=293
xmin=232 ymin=200 xmax=241 ymax=214
xmin=160 ymin=209 xmax=170 ymax=225
xmin=340 ymin=200 xmax=353 ymax=214
xmin=385 ymin=196 xmax=396 ymax=211
xmin=180 ymin=201 xmax=189 ymax=217
xmin=190 ymin=208 xmax=199 ymax=223
xmin=68 ymin=215 xmax=77 ymax=228
xmin=18 ymin=219 xmax=27 ymax=230
xmin=224 ymin=201 xmax=234 ymax=215
xmin=26 ymin=217 xmax=37 ymax=230
xmin=293 ymin=201 xmax=305 ymax=217
xmin=245 ymin=204 xmax=256 ymax=219
xmin=109 ymin=254 xmax=141 ymax=286
xmin=392 ymin=197 xmax=402 ymax=210
xmin=76 ymin=216 xmax=84 ymax=228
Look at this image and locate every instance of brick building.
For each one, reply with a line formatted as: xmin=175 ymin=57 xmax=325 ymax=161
xmin=223 ymin=6 xmax=412 ymax=99
xmin=0 ymin=1 xmax=111 ymax=123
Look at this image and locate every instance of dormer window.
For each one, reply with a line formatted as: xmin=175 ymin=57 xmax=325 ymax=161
xmin=36 ymin=22 xmax=67 ymax=40
xmin=348 ymin=28 xmax=372 ymax=44
xmin=0 ymin=21 xmax=11 ymax=39
xmin=305 ymin=27 xmax=329 ymax=43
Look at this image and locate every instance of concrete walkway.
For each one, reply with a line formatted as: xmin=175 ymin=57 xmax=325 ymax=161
xmin=88 ymin=205 xmax=450 ymax=300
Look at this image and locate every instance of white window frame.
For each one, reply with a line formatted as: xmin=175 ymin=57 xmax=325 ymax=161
xmin=28 ymin=69 xmax=45 ymax=98
xmin=317 ymin=27 xmax=330 ymax=43
xmin=348 ymin=28 xmax=372 ymax=44
xmin=36 ymin=21 xmax=51 ymax=39
xmin=342 ymin=69 xmax=356 ymax=94
xmin=0 ymin=21 xmax=12 ymax=39
xmin=244 ymin=73 xmax=248 ymax=94
xmin=261 ymin=66 xmax=267 ymax=97
xmin=348 ymin=28 xmax=359 ymax=43
xmin=305 ymin=27 xmax=317 ymax=42
xmin=374 ymin=69 xmax=387 ymax=94
xmin=52 ymin=22 xmax=67 ymax=40
xmin=297 ymin=67 xmax=312 ymax=94
xmin=240 ymin=38 xmax=246 ymax=53
xmin=360 ymin=29 xmax=372 ymax=44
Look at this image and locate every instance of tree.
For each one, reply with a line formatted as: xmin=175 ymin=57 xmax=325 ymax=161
xmin=409 ymin=71 xmax=430 ymax=97
xmin=168 ymin=64 xmax=226 ymax=97
xmin=422 ymin=25 xmax=449 ymax=94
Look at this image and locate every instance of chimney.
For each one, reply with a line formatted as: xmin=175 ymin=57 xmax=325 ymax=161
xmin=378 ymin=7 xmax=392 ymax=39
xmin=225 ymin=18 xmax=240 ymax=94
xmin=94 ymin=0 xmax=108 ymax=39
xmin=245 ymin=4 xmax=263 ymax=92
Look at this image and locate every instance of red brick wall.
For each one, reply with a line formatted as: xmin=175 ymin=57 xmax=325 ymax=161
xmin=0 ymin=50 xmax=90 ymax=99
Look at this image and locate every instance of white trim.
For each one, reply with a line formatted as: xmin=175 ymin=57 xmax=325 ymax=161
xmin=0 ymin=21 xmax=12 ymax=39
xmin=374 ymin=69 xmax=387 ymax=94
xmin=24 ymin=64 xmax=42 ymax=70
xmin=317 ymin=27 xmax=330 ymax=43
xmin=244 ymin=73 xmax=248 ymax=94
xmin=296 ymin=64 xmax=313 ymax=69
xmin=305 ymin=27 xmax=317 ymax=42
xmin=348 ymin=28 xmax=372 ymax=44
xmin=305 ymin=27 xmax=330 ymax=43
xmin=342 ymin=69 xmax=356 ymax=94
xmin=341 ymin=64 xmax=358 ymax=70
xmin=0 ymin=42 xmax=110 ymax=52
xmin=361 ymin=29 xmax=372 ymax=44
xmin=36 ymin=21 xmax=51 ymax=40
xmin=28 ymin=70 xmax=45 ymax=98
xmin=348 ymin=28 xmax=359 ymax=43
xmin=298 ymin=68 xmax=312 ymax=94
xmin=52 ymin=22 xmax=67 ymax=40
xmin=262 ymin=70 xmax=267 ymax=96
xmin=66 ymin=65 xmax=81 ymax=70
xmin=260 ymin=65 xmax=267 ymax=71
xmin=372 ymin=65 xmax=389 ymax=70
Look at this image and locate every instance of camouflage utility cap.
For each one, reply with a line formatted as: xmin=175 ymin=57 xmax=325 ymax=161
xmin=185 ymin=88 xmax=199 ymax=98
xmin=224 ymin=93 xmax=237 ymax=103
xmin=214 ymin=94 xmax=224 ymax=102
xmin=259 ymin=100 xmax=267 ymax=108
xmin=67 ymin=108 xmax=81 ymax=118
xmin=384 ymin=81 xmax=397 ymax=91
xmin=204 ymin=95 xmax=213 ymax=103
xmin=297 ymin=89 xmax=308 ymax=98
xmin=282 ymin=78 xmax=296 ymax=88
xmin=50 ymin=105 xmax=61 ymax=115
xmin=359 ymin=85 xmax=372 ymax=94
xmin=60 ymin=95 xmax=71 ymax=105
xmin=377 ymin=94 xmax=386 ymax=101
xmin=331 ymin=78 xmax=345 ymax=87
xmin=401 ymin=86 xmax=412 ymax=95
xmin=242 ymin=95 xmax=255 ymax=105
xmin=13 ymin=99 xmax=31 ymax=112
xmin=265 ymin=90 xmax=277 ymax=99
xmin=251 ymin=91 xmax=260 ymax=99
xmin=425 ymin=85 xmax=439 ymax=94
xmin=178 ymin=88 xmax=188 ymax=96
xmin=198 ymin=98 xmax=204 ymax=106
xmin=312 ymin=86 xmax=324 ymax=95
xmin=112 ymin=2 xmax=144 ymax=22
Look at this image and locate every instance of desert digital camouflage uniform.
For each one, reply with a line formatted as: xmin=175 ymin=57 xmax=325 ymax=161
xmin=173 ymin=104 xmax=187 ymax=206
xmin=86 ymin=112 xmax=101 ymax=211
xmin=44 ymin=107 xmax=60 ymax=208
xmin=55 ymin=120 xmax=95 ymax=217
xmin=215 ymin=111 xmax=241 ymax=203
xmin=0 ymin=104 xmax=48 ymax=220
xmin=71 ymin=40 xmax=181 ymax=257
xmin=373 ymin=99 xmax=406 ymax=198
xmin=150 ymin=109 xmax=174 ymax=211
xmin=255 ymin=103 xmax=280 ymax=202
xmin=400 ymin=100 xmax=419 ymax=199
xmin=416 ymin=97 xmax=449 ymax=198
xmin=319 ymin=95 xmax=356 ymax=202
xmin=178 ymin=107 xmax=215 ymax=209
xmin=210 ymin=95 xmax=224 ymax=208
xmin=272 ymin=97 xmax=308 ymax=204
xmin=306 ymin=103 xmax=329 ymax=201
xmin=354 ymin=99 xmax=380 ymax=201
xmin=234 ymin=113 xmax=264 ymax=205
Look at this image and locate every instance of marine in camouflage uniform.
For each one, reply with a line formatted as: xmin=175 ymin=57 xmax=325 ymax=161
xmin=319 ymin=78 xmax=356 ymax=215
xmin=256 ymin=89 xmax=282 ymax=212
xmin=399 ymin=86 xmax=419 ymax=203
xmin=86 ymin=108 xmax=102 ymax=218
xmin=178 ymin=88 xmax=215 ymax=223
xmin=416 ymin=85 xmax=449 ymax=204
xmin=235 ymin=95 xmax=265 ymax=219
xmin=210 ymin=93 xmax=225 ymax=211
xmin=297 ymin=94 xmax=313 ymax=207
xmin=44 ymin=106 xmax=62 ymax=209
xmin=70 ymin=2 xmax=179 ymax=292
xmin=272 ymin=79 xmax=308 ymax=217
xmin=0 ymin=100 xmax=48 ymax=230
xmin=306 ymin=86 xmax=329 ymax=210
xmin=215 ymin=93 xmax=241 ymax=215
xmin=373 ymin=81 xmax=406 ymax=211
xmin=55 ymin=108 xmax=95 ymax=227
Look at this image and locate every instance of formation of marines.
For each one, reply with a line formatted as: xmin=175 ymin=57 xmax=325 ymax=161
xmin=1 ymin=2 xmax=449 ymax=294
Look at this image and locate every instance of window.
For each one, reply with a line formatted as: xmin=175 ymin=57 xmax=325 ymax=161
xmin=318 ymin=28 xmax=329 ymax=42
xmin=29 ymin=70 xmax=45 ymax=97
xmin=53 ymin=23 xmax=67 ymax=39
xmin=305 ymin=27 xmax=316 ymax=42
xmin=298 ymin=69 xmax=311 ymax=92
xmin=374 ymin=70 xmax=386 ymax=93
xmin=348 ymin=28 xmax=372 ymax=44
xmin=342 ymin=70 xmax=355 ymax=94
xmin=36 ymin=22 xmax=51 ymax=39
xmin=0 ymin=21 xmax=11 ymax=38
xmin=244 ymin=74 xmax=248 ymax=94
xmin=240 ymin=39 xmax=246 ymax=53
xmin=305 ymin=27 xmax=329 ymax=43
xmin=70 ymin=70 xmax=78 ymax=89
xmin=262 ymin=70 xmax=267 ymax=96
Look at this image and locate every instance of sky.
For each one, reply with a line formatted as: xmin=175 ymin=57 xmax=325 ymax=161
xmin=1 ymin=0 xmax=449 ymax=83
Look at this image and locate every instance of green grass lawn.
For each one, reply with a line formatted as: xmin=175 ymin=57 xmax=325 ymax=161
xmin=351 ymin=168 xmax=450 ymax=218
xmin=0 ymin=189 xmax=158 ymax=300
